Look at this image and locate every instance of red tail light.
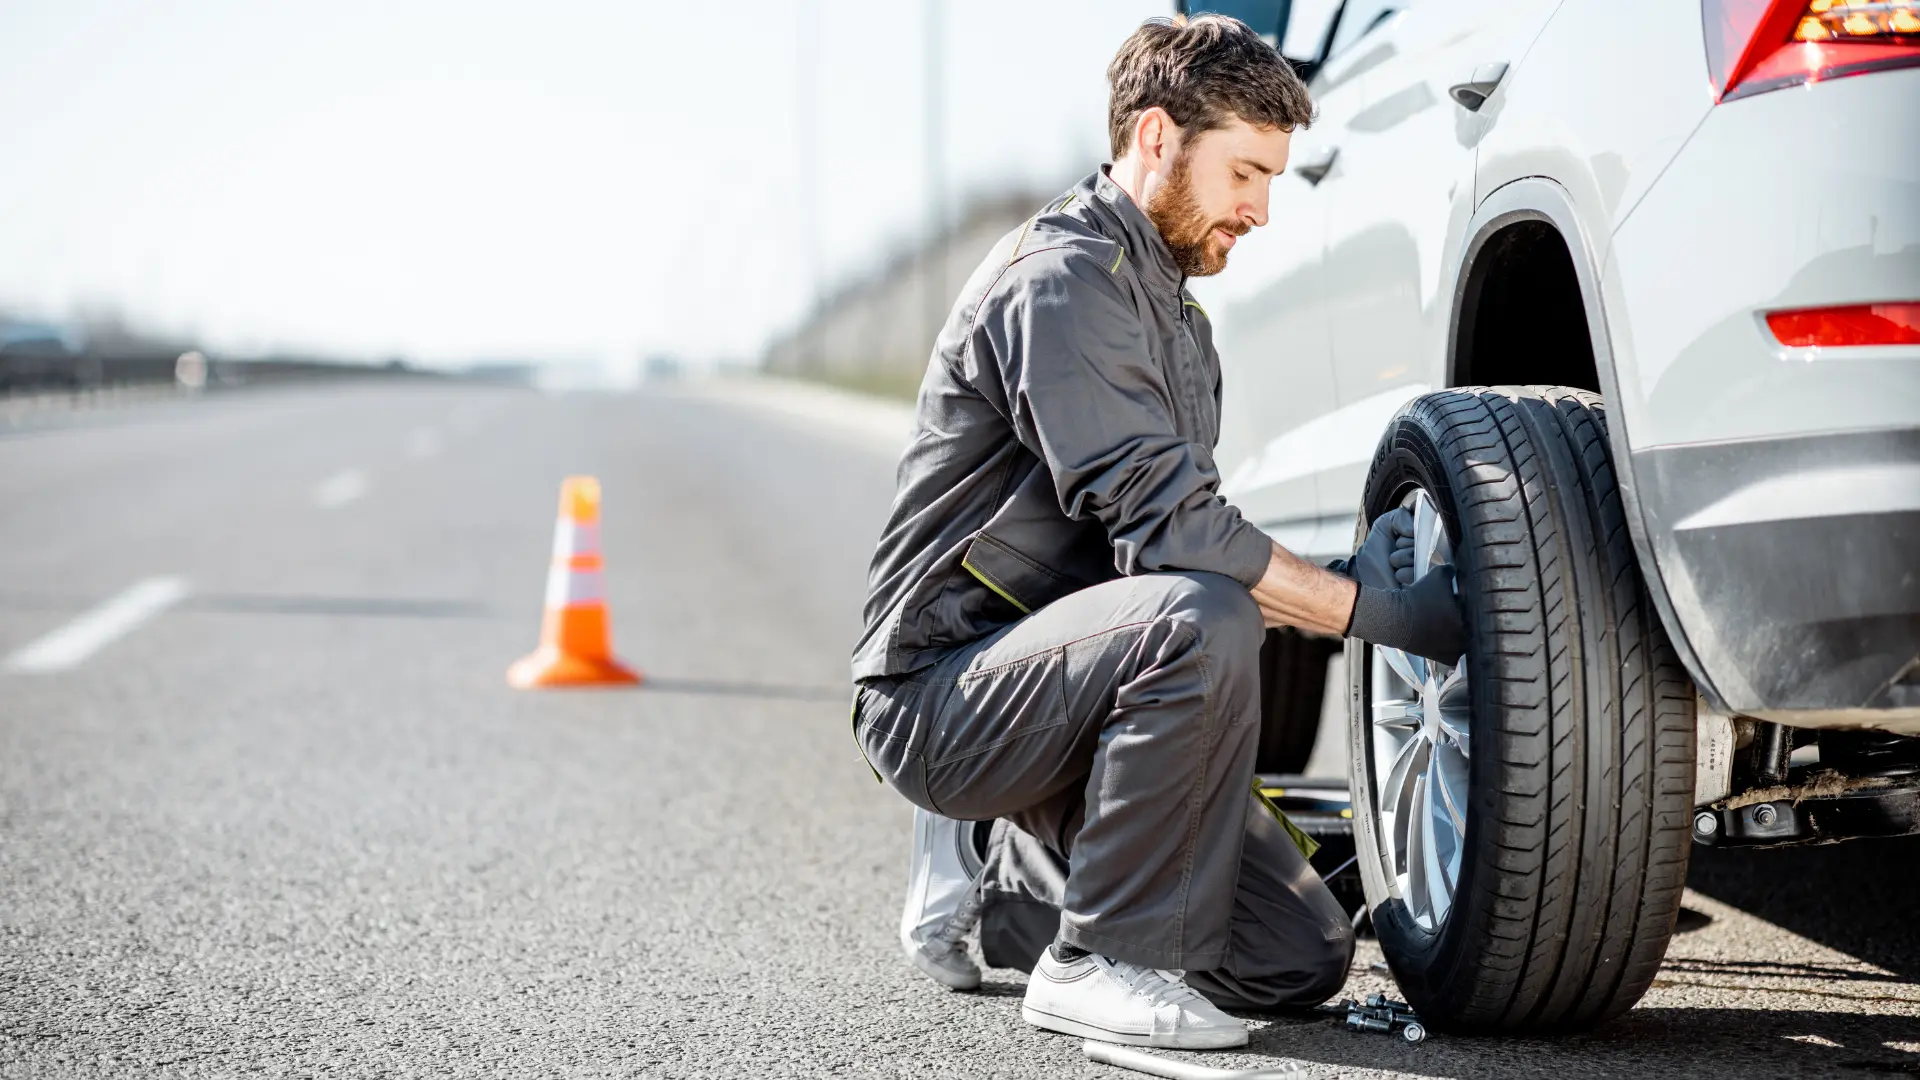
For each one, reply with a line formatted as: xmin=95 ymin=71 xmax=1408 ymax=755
xmin=1702 ymin=0 xmax=1920 ymax=101
xmin=1766 ymin=302 xmax=1920 ymax=347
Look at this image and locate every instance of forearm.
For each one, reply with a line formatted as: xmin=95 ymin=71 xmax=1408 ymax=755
xmin=1248 ymin=540 xmax=1357 ymax=635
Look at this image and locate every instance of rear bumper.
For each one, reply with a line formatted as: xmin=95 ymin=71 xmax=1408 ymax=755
xmin=1632 ymin=427 xmax=1920 ymax=726
xmin=1603 ymin=66 xmax=1920 ymax=727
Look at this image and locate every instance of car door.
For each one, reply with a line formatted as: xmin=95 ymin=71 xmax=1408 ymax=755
xmin=1314 ymin=0 xmax=1565 ymax=519
xmin=1206 ymin=161 xmax=1338 ymax=556
xmin=1201 ymin=0 xmax=1375 ymax=562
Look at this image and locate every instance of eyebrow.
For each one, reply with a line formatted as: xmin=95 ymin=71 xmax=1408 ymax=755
xmin=1235 ymin=157 xmax=1276 ymax=177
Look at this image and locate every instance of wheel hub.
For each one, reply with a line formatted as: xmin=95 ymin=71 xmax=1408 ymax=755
xmin=1366 ymin=489 xmax=1470 ymax=931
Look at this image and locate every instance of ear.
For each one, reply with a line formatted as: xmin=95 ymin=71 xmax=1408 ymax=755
xmin=1134 ymin=106 xmax=1179 ymax=173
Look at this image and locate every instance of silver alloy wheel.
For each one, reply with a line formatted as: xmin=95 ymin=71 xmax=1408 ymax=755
xmin=1365 ymin=488 xmax=1470 ymax=931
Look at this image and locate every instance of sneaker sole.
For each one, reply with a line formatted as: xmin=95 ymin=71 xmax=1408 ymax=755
xmin=1020 ymin=1004 xmax=1247 ymax=1050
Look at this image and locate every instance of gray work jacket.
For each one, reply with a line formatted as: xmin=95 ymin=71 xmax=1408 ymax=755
xmin=851 ymin=166 xmax=1275 ymax=681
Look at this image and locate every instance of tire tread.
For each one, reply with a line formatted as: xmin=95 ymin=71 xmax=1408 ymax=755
xmin=1357 ymin=385 xmax=1694 ymax=1033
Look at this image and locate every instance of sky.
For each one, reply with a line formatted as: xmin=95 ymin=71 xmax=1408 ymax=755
xmin=0 ymin=0 xmax=1166 ymax=368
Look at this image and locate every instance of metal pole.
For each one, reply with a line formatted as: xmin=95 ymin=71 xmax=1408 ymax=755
xmin=797 ymin=0 xmax=824 ymax=375
xmin=1082 ymin=1040 xmax=1305 ymax=1079
xmin=922 ymin=0 xmax=947 ymax=355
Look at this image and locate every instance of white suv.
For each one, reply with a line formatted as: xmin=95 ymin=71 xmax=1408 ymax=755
xmin=1182 ymin=0 xmax=1920 ymax=1033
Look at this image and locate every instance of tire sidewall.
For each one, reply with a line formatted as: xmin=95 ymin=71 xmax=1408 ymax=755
xmin=1346 ymin=410 xmax=1483 ymax=1014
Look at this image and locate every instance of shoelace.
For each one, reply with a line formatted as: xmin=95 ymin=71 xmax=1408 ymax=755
xmin=1113 ymin=960 xmax=1207 ymax=1011
xmin=932 ymin=879 xmax=984 ymax=947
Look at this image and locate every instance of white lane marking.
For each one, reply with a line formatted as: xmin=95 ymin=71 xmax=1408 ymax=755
xmin=407 ymin=427 xmax=443 ymax=459
xmin=4 ymin=577 xmax=190 ymax=673
xmin=313 ymin=468 xmax=368 ymax=508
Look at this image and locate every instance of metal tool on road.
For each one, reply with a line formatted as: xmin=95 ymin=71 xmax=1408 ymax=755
xmin=507 ymin=475 xmax=644 ymax=689
xmin=1083 ymin=1041 xmax=1304 ymax=1079
xmin=1334 ymin=994 xmax=1428 ymax=1044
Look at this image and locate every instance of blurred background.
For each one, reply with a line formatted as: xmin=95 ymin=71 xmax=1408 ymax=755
xmin=7 ymin=3 xmax=1915 ymax=1076
xmin=0 ymin=0 xmax=1176 ymax=398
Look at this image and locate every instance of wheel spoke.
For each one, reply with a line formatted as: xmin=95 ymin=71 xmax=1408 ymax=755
xmin=1381 ymin=646 xmax=1424 ymax=690
xmin=1419 ymin=772 xmax=1452 ymax=922
xmin=1406 ymin=770 xmax=1431 ymax=921
xmin=1381 ymin=731 xmax=1426 ymax=823
xmin=1363 ymin=485 xmax=1470 ymax=935
xmin=1412 ymin=490 xmax=1443 ymax=572
xmin=1373 ymin=698 xmax=1422 ymax=729
xmin=1433 ymin=743 xmax=1468 ymax=831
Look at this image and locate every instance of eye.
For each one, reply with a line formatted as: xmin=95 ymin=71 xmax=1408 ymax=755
xmin=1233 ymin=170 xmax=1250 ymax=183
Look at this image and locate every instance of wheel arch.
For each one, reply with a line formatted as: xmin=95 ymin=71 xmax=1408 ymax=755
xmin=1445 ymin=177 xmax=1720 ymax=709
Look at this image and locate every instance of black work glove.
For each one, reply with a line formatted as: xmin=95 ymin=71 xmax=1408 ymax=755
xmin=1327 ymin=507 xmax=1418 ymax=589
xmin=1345 ymin=563 xmax=1469 ymax=665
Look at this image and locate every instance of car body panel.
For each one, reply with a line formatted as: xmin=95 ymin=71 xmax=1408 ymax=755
xmin=1604 ymin=65 xmax=1920 ymax=451
xmin=1209 ymin=0 xmax=1562 ymax=558
xmin=1210 ymin=0 xmax=1919 ymax=728
xmin=1473 ymin=0 xmax=1718 ymax=280
xmin=1207 ymin=178 xmax=1338 ymax=540
xmin=1204 ymin=4 xmax=1381 ymax=553
xmin=1601 ymin=65 xmax=1920 ymax=722
xmin=1321 ymin=0 xmax=1561 ymax=418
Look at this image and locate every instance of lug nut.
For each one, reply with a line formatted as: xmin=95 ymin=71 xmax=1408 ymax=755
xmin=1347 ymin=1012 xmax=1392 ymax=1034
xmin=1403 ymin=1022 xmax=1427 ymax=1044
xmin=1694 ymin=811 xmax=1718 ymax=836
xmin=1754 ymin=804 xmax=1778 ymax=826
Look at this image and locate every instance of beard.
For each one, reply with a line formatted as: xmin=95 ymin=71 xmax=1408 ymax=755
xmin=1145 ymin=151 xmax=1248 ymax=278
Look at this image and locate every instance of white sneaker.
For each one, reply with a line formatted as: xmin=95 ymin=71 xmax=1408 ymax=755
xmin=898 ymin=803 xmax=990 ymax=991
xmin=899 ymin=809 xmax=986 ymax=990
xmin=1022 ymin=949 xmax=1247 ymax=1050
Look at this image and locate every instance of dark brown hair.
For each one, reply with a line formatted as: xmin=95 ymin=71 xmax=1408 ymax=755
xmin=1107 ymin=15 xmax=1313 ymax=159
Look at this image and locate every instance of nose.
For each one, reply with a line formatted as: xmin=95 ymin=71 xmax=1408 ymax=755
xmin=1246 ymin=187 xmax=1269 ymax=229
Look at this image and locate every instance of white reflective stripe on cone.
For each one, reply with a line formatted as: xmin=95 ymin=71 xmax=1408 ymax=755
xmin=551 ymin=521 xmax=602 ymax=560
xmin=545 ymin=567 xmax=606 ymax=608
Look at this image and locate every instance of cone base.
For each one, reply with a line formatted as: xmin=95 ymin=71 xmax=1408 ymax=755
xmin=507 ymin=647 xmax=643 ymax=689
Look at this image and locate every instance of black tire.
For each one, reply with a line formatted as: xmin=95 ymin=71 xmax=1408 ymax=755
xmin=1346 ymin=385 xmax=1696 ymax=1032
xmin=1256 ymin=627 xmax=1339 ymax=775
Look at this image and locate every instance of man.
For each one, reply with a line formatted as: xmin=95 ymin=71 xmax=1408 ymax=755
xmin=850 ymin=15 xmax=1465 ymax=1050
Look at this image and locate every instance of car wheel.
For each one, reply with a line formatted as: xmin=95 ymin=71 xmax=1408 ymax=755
xmin=1256 ymin=627 xmax=1339 ymax=775
xmin=1345 ymin=385 xmax=1696 ymax=1032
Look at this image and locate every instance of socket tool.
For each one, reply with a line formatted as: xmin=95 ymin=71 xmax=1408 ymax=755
xmin=1335 ymin=995 xmax=1428 ymax=1044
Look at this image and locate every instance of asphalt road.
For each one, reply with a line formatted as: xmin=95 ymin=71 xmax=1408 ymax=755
xmin=2 ymin=381 xmax=1915 ymax=1078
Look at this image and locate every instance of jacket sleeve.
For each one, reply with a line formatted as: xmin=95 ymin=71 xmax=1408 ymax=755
xmin=964 ymin=249 xmax=1274 ymax=590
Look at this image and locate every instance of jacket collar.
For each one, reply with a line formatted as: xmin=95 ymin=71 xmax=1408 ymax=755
xmin=1089 ymin=164 xmax=1185 ymax=300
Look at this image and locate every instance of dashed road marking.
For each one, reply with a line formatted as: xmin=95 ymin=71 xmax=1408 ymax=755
xmin=4 ymin=576 xmax=190 ymax=673
xmin=314 ymin=468 xmax=368 ymax=508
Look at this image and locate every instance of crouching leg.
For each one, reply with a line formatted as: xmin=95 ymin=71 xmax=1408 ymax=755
xmin=978 ymin=792 xmax=1355 ymax=1010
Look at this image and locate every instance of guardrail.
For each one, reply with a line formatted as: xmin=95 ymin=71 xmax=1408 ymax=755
xmin=1 ymin=348 xmax=441 ymax=396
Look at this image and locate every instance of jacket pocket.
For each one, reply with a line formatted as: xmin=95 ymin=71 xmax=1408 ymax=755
xmin=960 ymin=531 xmax=1086 ymax=617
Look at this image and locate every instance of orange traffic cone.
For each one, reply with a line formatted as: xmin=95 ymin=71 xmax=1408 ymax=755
xmin=508 ymin=476 xmax=643 ymax=688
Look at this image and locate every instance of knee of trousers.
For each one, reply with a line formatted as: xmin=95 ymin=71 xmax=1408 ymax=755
xmin=1153 ymin=571 xmax=1264 ymax=677
xmin=1298 ymin=918 xmax=1357 ymax=1005
xmin=1217 ymin=913 xmax=1355 ymax=1011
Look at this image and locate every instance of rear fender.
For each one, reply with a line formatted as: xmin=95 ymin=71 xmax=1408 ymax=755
xmin=1449 ymin=177 xmax=1718 ymax=708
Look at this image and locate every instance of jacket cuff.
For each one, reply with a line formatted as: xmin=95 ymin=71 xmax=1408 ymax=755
xmin=1345 ymin=583 xmax=1394 ymax=641
xmin=1221 ymin=520 xmax=1276 ymax=590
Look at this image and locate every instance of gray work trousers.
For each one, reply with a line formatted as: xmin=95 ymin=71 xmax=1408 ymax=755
xmin=854 ymin=570 xmax=1354 ymax=1010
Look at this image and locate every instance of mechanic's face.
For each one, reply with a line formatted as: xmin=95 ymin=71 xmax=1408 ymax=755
xmin=1146 ymin=118 xmax=1291 ymax=277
